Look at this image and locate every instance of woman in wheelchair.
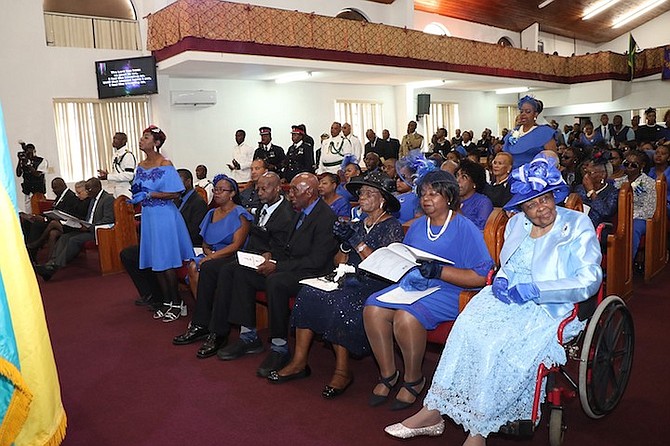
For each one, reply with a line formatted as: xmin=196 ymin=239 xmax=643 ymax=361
xmin=385 ymin=156 xmax=603 ymax=446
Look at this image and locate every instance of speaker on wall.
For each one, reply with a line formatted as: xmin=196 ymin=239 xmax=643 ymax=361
xmin=417 ymin=94 xmax=431 ymax=115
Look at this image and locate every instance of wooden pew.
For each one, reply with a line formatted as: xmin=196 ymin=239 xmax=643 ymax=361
xmin=30 ymin=192 xmax=47 ymax=214
xmin=643 ymin=176 xmax=668 ymax=281
xmin=95 ymin=195 xmax=138 ymax=275
xmin=605 ymin=182 xmax=633 ymax=300
xmin=564 ymin=193 xmax=584 ymax=213
xmin=194 ymin=186 xmax=208 ymax=203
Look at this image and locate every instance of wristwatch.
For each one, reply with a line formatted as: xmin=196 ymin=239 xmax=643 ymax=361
xmin=356 ymin=243 xmax=367 ymax=253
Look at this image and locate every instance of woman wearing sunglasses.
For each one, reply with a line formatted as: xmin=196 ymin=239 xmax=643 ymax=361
xmin=624 ymin=149 xmax=657 ymax=271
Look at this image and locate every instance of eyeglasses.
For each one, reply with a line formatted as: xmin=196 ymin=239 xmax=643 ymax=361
xmin=622 ymin=161 xmax=639 ymax=169
xmin=213 ymin=187 xmax=234 ymax=194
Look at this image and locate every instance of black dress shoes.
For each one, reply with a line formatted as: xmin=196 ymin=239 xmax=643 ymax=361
xmin=322 ymin=377 xmax=354 ymax=399
xmin=257 ymin=350 xmax=291 ymax=378
xmin=172 ymin=323 xmax=209 ymax=345
xmin=196 ymin=333 xmax=227 ymax=359
xmin=267 ymin=365 xmax=311 ymax=383
xmin=217 ymin=337 xmax=264 ymax=361
xmin=35 ymin=264 xmax=57 ymax=281
xmin=134 ymin=294 xmax=155 ymax=306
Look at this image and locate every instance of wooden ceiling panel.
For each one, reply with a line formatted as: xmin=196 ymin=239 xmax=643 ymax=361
xmin=414 ymin=0 xmax=670 ymax=44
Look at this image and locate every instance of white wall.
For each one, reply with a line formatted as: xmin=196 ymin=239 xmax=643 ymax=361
xmin=413 ymin=10 xmax=521 ymax=47
xmin=598 ymin=10 xmax=670 ymax=53
xmin=539 ymin=32 xmax=598 ymax=56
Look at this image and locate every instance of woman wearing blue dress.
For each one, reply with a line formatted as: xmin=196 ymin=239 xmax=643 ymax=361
xmin=129 ymin=126 xmax=195 ymax=322
xmin=267 ymin=171 xmax=403 ymax=399
xmin=503 ymin=96 xmax=557 ymax=169
xmin=456 ymin=159 xmax=493 ymax=230
xmin=186 ymin=174 xmax=252 ymax=297
xmin=364 ymin=169 xmax=493 ymax=411
xmin=393 ymin=150 xmax=424 ymax=223
xmin=318 ymin=172 xmax=351 ymax=218
xmin=385 ymin=157 xmax=602 ymax=446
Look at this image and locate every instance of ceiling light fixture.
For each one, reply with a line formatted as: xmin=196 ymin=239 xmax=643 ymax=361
xmin=495 ymin=87 xmax=530 ymax=95
xmin=612 ymin=0 xmax=667 ymax=28
xmin=582 ymin=0 xmax=621 ymax=20
xmin=538 ymin=0 xmax=556 ymax=9
xmin=274 ymin=71 xmax=312 ymax=84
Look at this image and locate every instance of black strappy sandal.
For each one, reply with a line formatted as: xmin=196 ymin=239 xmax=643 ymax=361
xmin=390 ymin=376 xmax=426 ymax=411
xmin=368 ymin=370 xmax=400 ymax=407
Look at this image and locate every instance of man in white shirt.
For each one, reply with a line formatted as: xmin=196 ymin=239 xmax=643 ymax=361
xmin=318 ymin=122 xmax=347 ymax=174
xmin=194 ymin=164 xmax=214 ymax=204
xmin=227 ymin=129 xmax=253 ymax=183
xmin=342 ymin=122 xmax=363 ymax=162
xmin=98 ymin=132 xmax=136 ymax=198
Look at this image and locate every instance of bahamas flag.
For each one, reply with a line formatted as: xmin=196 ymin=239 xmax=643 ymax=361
xmin=0 ymin=103 xmax=66 ymax=445
xmin=627 ymin=33 xmax=638 ymax=81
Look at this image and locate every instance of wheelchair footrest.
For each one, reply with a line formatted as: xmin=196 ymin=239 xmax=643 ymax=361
xmin=499 ymin=420 xmax=535 ymax=436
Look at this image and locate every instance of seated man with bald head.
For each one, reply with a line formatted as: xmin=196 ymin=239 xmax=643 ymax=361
xmin=35 ymin=177 xmax=115 ymax=280
xmin=218 ymin=172 xmax=338 ymax=376
xmin=172 ymin=171 xmax=296 ymax=358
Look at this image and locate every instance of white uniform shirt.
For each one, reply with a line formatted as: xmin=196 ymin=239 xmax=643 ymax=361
xmin=230 ymin=142 xmax=254 ymax=183
xmin=318 ymin=134 xmax=348 ymax=174
xmin=106 ymin=145 xmax=136 ymax=198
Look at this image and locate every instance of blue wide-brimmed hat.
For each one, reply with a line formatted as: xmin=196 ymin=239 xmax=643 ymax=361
xmin=503 ymin=155 xmax=569 ymax=211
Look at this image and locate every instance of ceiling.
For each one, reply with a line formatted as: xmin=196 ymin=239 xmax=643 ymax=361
xmin=414 ymin=0 xmax=670 ymax=44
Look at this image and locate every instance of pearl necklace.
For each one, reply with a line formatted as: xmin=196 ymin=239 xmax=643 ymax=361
xmin=364 ymin=211 xmax=386 ymax=234
xmin=426 ymin=210 xmax=453 ymax=241
xmin=518 ymin=125 xmax=537 ymax=138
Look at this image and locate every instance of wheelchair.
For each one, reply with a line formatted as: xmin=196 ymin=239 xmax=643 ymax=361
xmin=499 ymin=224 xmax=635 ymax=446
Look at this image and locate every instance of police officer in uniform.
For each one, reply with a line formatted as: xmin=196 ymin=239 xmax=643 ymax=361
xmin=98 ymin=132 xmax=136 ymax=198
xmin=281 ymin=125 xmax=314 ymax=182
xmin=253 ymin=126 xmax=285 ymax=173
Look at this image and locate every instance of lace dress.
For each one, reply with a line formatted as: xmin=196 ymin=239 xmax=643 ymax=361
xmin=423 ymin=235 xmax=585 ymax=437
xmin=290 ymin=217 xmax=404 ymax=356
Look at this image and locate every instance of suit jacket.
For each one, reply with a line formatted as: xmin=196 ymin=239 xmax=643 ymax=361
xmin=54 ymin=189 xmax=83 ymax=218
xmin=179 ymin=189 xmax=208 ymax=246
xmin=88 ymin=190 xmax=115 ymax=232
xmin=594 ymin=123 xmax=614 ymax=142
xmin=496 ymin=206 xmax=602 ymax=319
xmin=365 ymin=138 xmax=390 ymax=158
xmin=246 ymin=197 xmax=295 ymax=259
xmin=276 ymin=198 xmax=337 ymax=277
xmin=386 ymin=138 xmax=400 ymax=159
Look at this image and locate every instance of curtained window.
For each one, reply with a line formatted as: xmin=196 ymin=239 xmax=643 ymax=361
xmin=421 ymin=102 xmax=459 ymax=142
xmin=44 ymin=12 xmax=140 ymax=50
xmin=53 ymin=98 xmax=149 ymax=182
xmin=497 ymin=105 xmax=518 ymax=136
xmin=335 ymin=100 xmax=384 ymax=140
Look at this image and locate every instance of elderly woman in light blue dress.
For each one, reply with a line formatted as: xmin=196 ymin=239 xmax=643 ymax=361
xmin=384 ymin=156 xmax=603 ymax=446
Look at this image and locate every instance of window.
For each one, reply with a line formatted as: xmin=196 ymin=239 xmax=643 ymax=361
xmin=334 ymin=100 xmax=383 ymax=141
xmin=43 ymin=0 xmax=140 ymax=49
xmin=423 ymin=22 xmax=451 ymax=37
xmin=53 ymin=98 xmax=149 ymax=182
xmin=497 ymin=105 xmax=518 ymax=136
xmin=335 ymin=8 xmax=369 ymax=22
xmin=421 ymin=102 xmax=459 ymax=142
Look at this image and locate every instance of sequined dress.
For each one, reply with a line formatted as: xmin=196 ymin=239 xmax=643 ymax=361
xmin=133 ymin=165 xmax=194 ymax=271
xmin=423 ymin=235 xmax=585 ymax=437
xmin=290 ymin=217 xmax=404 ymax=356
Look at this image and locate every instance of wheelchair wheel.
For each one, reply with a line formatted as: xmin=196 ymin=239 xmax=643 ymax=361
xmin=548 ymin=407 xmax=565 ymax=446
xmin=578 ymin=295 xmax=634 ymax=419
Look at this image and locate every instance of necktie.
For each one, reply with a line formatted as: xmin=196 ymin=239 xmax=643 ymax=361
xmin=87 ymin=198 xmax=97 ymax=223
xmin=295 ymin=212 xmax=305 ymax=230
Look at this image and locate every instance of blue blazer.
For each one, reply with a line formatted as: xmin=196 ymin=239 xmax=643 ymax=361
xmin=497 ymin=206 xmax=602 ymax=319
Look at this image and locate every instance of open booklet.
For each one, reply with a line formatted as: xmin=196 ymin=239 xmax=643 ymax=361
xmin=43 ymin=209 xmax=92 ymax=229
xmin=358 ymin=242 xmax=453 ymax=283
xmin=237 ymin=251 xmax=276 ymax=269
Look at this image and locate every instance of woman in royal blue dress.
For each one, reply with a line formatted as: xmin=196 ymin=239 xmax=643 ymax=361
xmin=267 ymin=171 xmax=404 ymax=399
xmin=317 ymin=172 xmax=351 ymax=218
xmin=384 ymin=157 xmax=602 ymax=446
xmin=186 ymin=174 xmax=252 ymax=297
xmin=130 ymin=126 xmax=194 ymax=322
xmin=364 ymin=169 xmax=493 ymax=411
xmin=456 ymin=158 xmax=493 ymax=230
xmin=393 ymin=150 xmax=424 ymax=224
xmin=503 ymin=95 xmax=557 ymax=169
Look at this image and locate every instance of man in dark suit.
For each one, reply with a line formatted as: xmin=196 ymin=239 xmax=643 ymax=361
xmin=253 ymin=126 xmax=285 ymax=172
xmin=218 ymin=172 xmax=338 ymax=376
xmin=382 ymin=129 xmax=400 ymax=160
xmin=35 ymin=177 xmax=115 ymax=280
xmin=121 ymin=168 xmax=207 ymax=307
xmin=173 ymin=172 xmax=296 ymax=358
xmin=595 ymin=113 xmax=615 ymax=143
xmin=365 ymin=129 xmax=390 ymax=158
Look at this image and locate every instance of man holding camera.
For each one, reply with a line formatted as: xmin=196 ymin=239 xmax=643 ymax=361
xmin=16 ymin=142 xmax=48 ymax=212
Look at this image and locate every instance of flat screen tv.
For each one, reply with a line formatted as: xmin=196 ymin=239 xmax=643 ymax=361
xmin=95 ymin=56 xmax=158 ymax=99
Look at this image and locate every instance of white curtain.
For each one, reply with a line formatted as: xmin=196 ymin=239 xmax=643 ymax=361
xmin=335 ymin=101 xmax=384 ymax=139
xmin=53 ymin=99 xmax=150 ymax=182
xmin=422 ymin=102 xmax=459 ymax=142
xmin=44 ymin=13 xmax=140 ymax=50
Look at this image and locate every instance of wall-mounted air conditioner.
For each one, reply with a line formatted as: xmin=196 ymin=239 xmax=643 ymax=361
xmin=170 ymin=90 xmax=217 ymax=107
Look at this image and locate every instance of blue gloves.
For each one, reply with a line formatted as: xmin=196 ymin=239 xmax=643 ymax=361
xmin=508 ymin=282 xmax=540 ymax=304
xmin=332 ymin=219 xmax=363 ymax=250
xmin=128 ymin=191 xmax=149 ymax=205
xmin=418 ymin=261 xmax=443 ymax=279
xmin=492 ymin=276 xmax=511 ymax=304
xmin=399 ymin=268 xmax=430 ymax=291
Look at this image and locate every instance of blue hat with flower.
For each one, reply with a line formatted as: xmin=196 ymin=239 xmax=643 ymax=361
xmin=503 ymin=155 xmax=569 ymax=211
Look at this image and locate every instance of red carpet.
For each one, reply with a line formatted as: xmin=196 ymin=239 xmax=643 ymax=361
xmin=39 ymin=254 xmax=669 ymax=446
